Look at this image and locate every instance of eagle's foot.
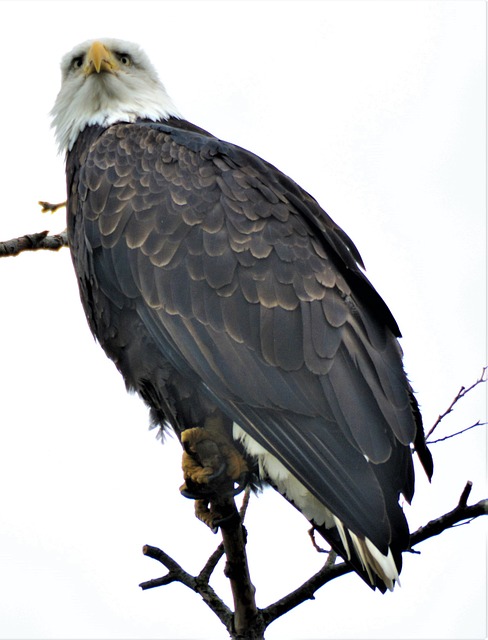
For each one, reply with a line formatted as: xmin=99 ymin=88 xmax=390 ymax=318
xmin=192 ymin=499 xmax=228 ymax=533
xmin=179 ymin=426 xmax=248 ymax=502
xmin=194 ymin=499 xmax=219 ymax=533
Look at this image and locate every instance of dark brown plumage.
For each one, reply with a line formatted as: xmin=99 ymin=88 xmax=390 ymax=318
xmin=55 ymin=39 xmax=433 ymax=593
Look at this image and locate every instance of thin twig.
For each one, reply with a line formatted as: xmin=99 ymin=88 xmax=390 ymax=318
xmin=307 ymin=527 xmax=328 ymax=553
xmin=198 ymin=542 xmax=225 ymax=583
xmin=239 ymin=486 xmax=252 ymax=522
xmin=38 ymin=200 xmax=67 ymax=214
xmin=426 ymin=367 xmax=487 ymax=439
xmin=427 ymin=420 xmax=486 ymax=445
xmin=324 ymin=549 xmax=338 ymax=569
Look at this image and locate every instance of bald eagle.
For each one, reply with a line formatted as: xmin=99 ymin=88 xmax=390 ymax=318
xmin=52 ymin=38 xmax=433 ymax=593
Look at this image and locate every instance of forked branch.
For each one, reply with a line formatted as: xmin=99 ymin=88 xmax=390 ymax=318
xmin=409 ymin=482 xmax=487 ymax=547
xmin=426 ymin=367 xmax=487 ymax=441
xmin=140 ymin=482 xmax=487 ymax=639
xmin=141 ymin=544 xmax=233 ymax=630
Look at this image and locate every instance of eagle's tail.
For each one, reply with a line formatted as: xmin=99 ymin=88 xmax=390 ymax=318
xmin=233 ymin=423 xmax=405 ymax=592
xmin=312 ymin=519 xmax=400 ymax=593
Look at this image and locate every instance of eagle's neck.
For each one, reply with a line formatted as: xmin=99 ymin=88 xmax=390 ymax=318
xmin=52 ymin=75 xmax=181 ymax=153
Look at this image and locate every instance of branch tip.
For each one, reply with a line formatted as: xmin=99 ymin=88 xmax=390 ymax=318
xmin=426 ymin=366 xmax=487 ymax=439
xmin=458 ymin=481 xmax=473 ymax=508
xmin=38 ymin=200 xmax=67 ymax=214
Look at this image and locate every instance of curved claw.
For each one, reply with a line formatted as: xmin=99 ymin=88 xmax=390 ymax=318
xmin=206 ymin=460 xmax=227 ymax=482
xmin=180 ymin=485 xmax=199 ymax=500
xmin=180 ymin=425 xmax=249 ymax=502
xmin=179 ymin=481 xmax=218 ymax=500
xmin=180 ymin=471 xmax=247 ymax=500
xmin=231 ymin=472 xmax=249 ymax=496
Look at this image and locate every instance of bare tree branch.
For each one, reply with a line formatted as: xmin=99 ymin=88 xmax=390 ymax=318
xmin=140 ymin=489 xmax=263 ymax=640
xmin=261 ymin=484 xmax=487 ymax=629
xmin=140 ymin=544 xmax=196 ymax=589
xmin=0 ymin=229 xmax=68 ymax=257
xmin=0 ymin=201 xmax=67 ymax=257
xmin=261 ymin=551 xmax=346 ymax=628
xmin=409 ymin=483 xmax=487 ymax=547
xmin=218 ymin=501 xmax=260 ymax=639
xmin=140 ymin=544 xmax=234 ymax=631
xmin=140 ymin=482 xmax=487 ymax=639
xmin=426 ymin=367 xmax=487 ymax=440
xmin=3 ymin=215 xmax=486 ymax=638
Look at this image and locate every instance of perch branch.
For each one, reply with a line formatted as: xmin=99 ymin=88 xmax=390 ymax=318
xmin=197 ymin=487 xmax=252 ymax=585
xmin=219 ymin=502 xmax=259 ymax=637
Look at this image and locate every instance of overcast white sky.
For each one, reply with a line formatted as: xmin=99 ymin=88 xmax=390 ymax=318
xmin=0 ymin=2 xmax=486 ymax=639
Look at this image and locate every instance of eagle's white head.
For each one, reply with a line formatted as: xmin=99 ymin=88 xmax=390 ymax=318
xmin=51 ymin=38 xmax=181 ymax=153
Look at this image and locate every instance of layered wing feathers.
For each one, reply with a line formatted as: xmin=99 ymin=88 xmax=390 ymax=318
xmin=72 ymin=120 xmax=428 ymax=558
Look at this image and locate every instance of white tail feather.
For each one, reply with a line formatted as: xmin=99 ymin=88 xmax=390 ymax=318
xmin=233 ymin=423 xmax=400 ymax=590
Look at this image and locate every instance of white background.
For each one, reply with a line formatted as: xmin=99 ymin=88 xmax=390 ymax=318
xmin=0 ymin=2 xmax=485 ymax=639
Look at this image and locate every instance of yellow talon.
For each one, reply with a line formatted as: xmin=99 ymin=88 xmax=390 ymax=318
xmin=179 ymin=422 xmax=249 ymax=525
xmin=181 ymin=425 xmax=248 ymax=485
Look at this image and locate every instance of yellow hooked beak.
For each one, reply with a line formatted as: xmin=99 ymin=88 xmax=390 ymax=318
xmin=84 ymin=41 xmax=119 ymax=75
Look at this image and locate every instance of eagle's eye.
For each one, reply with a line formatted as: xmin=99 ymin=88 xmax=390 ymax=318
xmin=71 ymin=55 xmax=84 ymax=70
xmin=116 ymin=52 xmax=132 ymax=66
